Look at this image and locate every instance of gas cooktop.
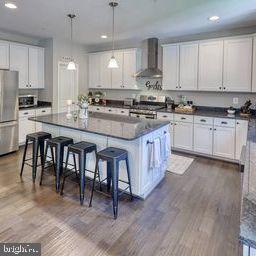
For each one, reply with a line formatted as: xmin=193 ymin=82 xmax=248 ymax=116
xmin=131 ymin=104 xmax=165 ymax=111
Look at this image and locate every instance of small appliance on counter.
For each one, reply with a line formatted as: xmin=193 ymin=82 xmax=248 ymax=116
xmin=18 ymin=95 xmax=38 ymax=108
xmin=240 ymin=100 xmax=252 ymax=117
xmin=123 ymin=98 xmax=135 ymax=107
xmin=227 ymin=106 xmax=236 ymax=115
xmin=174 ymin=95 xmax=195 ymax=113
xmin=166 ymin=97 xmax=175 ymax=110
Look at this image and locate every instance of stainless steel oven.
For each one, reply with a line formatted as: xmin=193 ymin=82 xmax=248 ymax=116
xmin=19 ymin=95 xmax=38 ymax=108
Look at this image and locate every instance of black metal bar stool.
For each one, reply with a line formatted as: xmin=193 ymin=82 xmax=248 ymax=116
xmin=60 ymin=141 xmax=98 ymax=205
xmin=89 ymin=147 xmax=133 ymax=219
xmin=40 ymin=136 xmax=73 ymax=192
xmin=20 ymin=132 xmax=52 ymax=182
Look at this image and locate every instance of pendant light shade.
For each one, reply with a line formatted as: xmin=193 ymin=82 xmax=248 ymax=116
xmin=108 ymin=56 xmax=118 ymax=68
xmin=67 ymin=14 xmax=76 ymax=70
xmin=108 ymin=2 xmax=119 ymax=69
xmin=67 ymin=61 xmax=76 ymax=70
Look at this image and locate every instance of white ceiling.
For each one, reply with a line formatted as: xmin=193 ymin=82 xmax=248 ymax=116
xmin=0 ymin=0 xmax=256 ymax=46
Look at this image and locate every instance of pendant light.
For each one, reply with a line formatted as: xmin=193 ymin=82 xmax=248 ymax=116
xmin=67 ymin=14 xmax=76 ymax=70
xmin=108 ymin=2 xmax=119 ymax=69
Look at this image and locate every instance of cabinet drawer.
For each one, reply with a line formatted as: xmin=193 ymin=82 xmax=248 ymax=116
xmin=174 ymin=114 xmax=193 ymax=123
xmin=19 ymin=109 xmax=35 ymax=117
xmin=214 ymin=118 xmax=235 ymax=127
xmin=105 ymin=107 xmax=117 ymax=114
xmin=116 ymin=108 xmax=129 ymax=116
xmin=36 ymin=107 xmax=51 ymax=116
xmin=157 ymin=112 xmax=174 ymax=120
xmin=89 ymin=106 xmax=106 ymax=113
xmin=194 ymin=116 xmax=213 ymax=125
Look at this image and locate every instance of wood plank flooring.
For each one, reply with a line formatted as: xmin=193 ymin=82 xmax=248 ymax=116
xmin=0 ymin=148 xmax=241 ymax=256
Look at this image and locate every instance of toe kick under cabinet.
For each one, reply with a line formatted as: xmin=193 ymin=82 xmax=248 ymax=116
xmin=157 ymin=113 xmax=248 ymax=162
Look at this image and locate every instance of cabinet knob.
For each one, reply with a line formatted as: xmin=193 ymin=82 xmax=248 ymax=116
xmin=210 ymin=128 xmax=212 ymax=130
xmin=214 ymin=128 xmax=217 ymax=131
xmin=181 ymin=117 xmax=186 ymax=120
xmin=176 ymin=86 xmax=178 ymax=89
xmin=223 ymin=87 xmax=226 ymax=90
xmin=200 ymin=119 xmax=206 ymax=122
xmin=237 ymin=122 xmax=240 ymax=125
xmin=221 ymin=121 xmax=227 ymax=124
xmin=219 ymin=87 xmax=222 ymax=90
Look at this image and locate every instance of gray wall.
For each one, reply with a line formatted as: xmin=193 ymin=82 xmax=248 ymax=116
xmin=87 ymin=26 xmax=256 ymax=108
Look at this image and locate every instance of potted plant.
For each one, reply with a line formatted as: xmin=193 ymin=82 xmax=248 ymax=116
xmin=78 ymin=94 xmax=89 ymax=119
xmin=94 ymin=91 xmax=104 ymax=104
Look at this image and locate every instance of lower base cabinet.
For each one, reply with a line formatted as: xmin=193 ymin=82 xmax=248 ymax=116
xmin=194 ymin=124 xmax=213 ymax=155
xmin=173 ymin=121 xmax=193 ymax=150
xmin=213 ymin=126 xmax=235 ymax=159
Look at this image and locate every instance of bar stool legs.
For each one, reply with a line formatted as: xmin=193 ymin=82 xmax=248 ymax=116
xmin=125 ymin=158 xmax=133 ymax=201
xmin=20 ymin=138 xmax=29 ymax=177
xmin=89 ymin=157 xmax=99 ymax=208
xmin=79 ymin=152 xmax=86 ymax=205
xmin=111 ymin=161 xmax=119 ymax=219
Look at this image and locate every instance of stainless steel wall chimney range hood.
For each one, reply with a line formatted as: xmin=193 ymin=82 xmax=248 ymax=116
xmin=135 ymin=38 xmax=162 ymax=79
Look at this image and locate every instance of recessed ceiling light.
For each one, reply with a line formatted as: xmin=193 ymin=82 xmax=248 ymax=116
xmin=5 ymin=2 xmax=17 ymax=9
xmin=208 ymin=15 xmax=220 ymax=21
xmin=101 ymin=35 xmax=108 ymax=39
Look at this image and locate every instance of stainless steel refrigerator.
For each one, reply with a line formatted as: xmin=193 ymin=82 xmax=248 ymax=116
xmin=0 ymin=70 xmax=19 ymax=156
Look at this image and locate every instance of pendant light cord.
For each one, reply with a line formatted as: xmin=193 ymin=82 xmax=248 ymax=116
xmin=112 ymin=4 xmax=115 ymax=56
xmin=70 ymin=16 xmax=73 ymax=60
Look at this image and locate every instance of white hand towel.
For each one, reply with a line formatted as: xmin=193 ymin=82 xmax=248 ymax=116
xmin=149 ymin=143 xmax=154 ymax=169
xmin=153 ymin=138 xmax=161 ymax=168
xmin=160 ymin=132 xmax=171 ymax=160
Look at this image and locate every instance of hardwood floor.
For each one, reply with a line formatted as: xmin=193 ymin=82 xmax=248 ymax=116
xmin=0 ymin=148 xmax=241 ymax=256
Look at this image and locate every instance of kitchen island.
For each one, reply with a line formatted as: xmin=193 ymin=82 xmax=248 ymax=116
xmin=30 ymin=112 xmax=170 ymax=199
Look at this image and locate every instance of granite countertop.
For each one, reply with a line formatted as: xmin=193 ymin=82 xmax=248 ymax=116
xmin=29 ymin=112 xmax=170 ymax=141
xmin=19 ymin=101 xmax=52 ymax=110
xmin=240 ymin=119 xmax=256 ymax=249
xmin=158 ymin=107 xmax=251 ymax=120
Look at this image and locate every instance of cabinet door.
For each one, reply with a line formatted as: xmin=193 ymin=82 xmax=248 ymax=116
xmin=111 ymin=51 xmax=123 ymax=89
xmin=162 ymin=45 xmax=179 ymax=90
xmin=88 ymin=54 xmax=101 ymax=89
xmin=100 ymin=52 xmax=112 ymax=88
xmin=173 ymin=121 xmax=193 ymax=150
xmin=35 ymin=108 xmax=52 ymax=132
xmin=223 ymin=37 xmax=252 ymax=92
xmin=252 ymin=36 xmax=256 ymax=92
xmin=123 ymin=50 xmax=139 ymax=89
xmin=10 ymin=44 xmax=29 ymax=89
xmin=198 ymin=40 xmax=223 ymax=91
xmin=19 ymin=117 xmax=36 ymax=145
xmin=179 ymin=43 xmax=198 ymax=90
xmin=29 ymin=47 xmax=44 ymax=89
xmin=235 ymin=120 xmax=248 ymax=160
xmin=194 ymin=124 xmax=213 ymax=155
xmin=213 ymin=126 xmax=235 ymax=159
xmin=0 ymin=41 xmax=9 ymax=69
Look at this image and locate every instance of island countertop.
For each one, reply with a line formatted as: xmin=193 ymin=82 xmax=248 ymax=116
xmin=29 ymin=112 xmax=170 ymax=141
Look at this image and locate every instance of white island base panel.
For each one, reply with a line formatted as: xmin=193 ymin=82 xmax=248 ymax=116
xmin=42 ymin=123 xmax=169 ymax=199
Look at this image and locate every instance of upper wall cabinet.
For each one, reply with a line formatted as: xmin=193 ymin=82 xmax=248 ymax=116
xmin=198 ymin=40 xmax=223 ymax=91
xmin=0 ymin=41 xmax=10 ymax=69
xmin=88 ymin=53 xmax=101 ymax=89
xmin=253 ymin=36 xmax=256 ymax=92
xmin=179 ymin=42 xmax=199 ymax=91
xmin=223 ymin=37 xmax=252 ymax=92
xmin=10 ymin=43 xmax=44 ymax=89
xmin=162 ymin=44 xmax=179 ymax=90
xmin=162 ymin=35 xmax=254 ymax=92
xmin=88 ymin=48 xmax=141 ymax=90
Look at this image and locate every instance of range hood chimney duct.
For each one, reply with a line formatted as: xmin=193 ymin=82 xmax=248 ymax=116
xmin=135 ymin=38 xmax=162 ymax=78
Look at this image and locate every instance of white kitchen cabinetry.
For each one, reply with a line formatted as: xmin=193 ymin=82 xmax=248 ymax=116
xmin=173 ymin=121 xmax=193 ymax=151
xmin=88 ymin=105 xmax=106 ymax=113
xmin=162 ymin=44 xmax=179 ymax=90
xmin=223 ymin=37 xmax=252 ymax=92
xmin=179 ymin=42 xmax=198 ymax=90
xmin=213 ymin=126 xmax=235 ymax=159
xmin=0 ymin=41 xmax=9 ymax=69
xmin=157 ymin=112 xmax=174 ymax=147
xmin=252 ymin=36 xmax=256 ymax=92
xmin=29 ymin=47 xmax=44 ymax=89
xmin=123 ymin=49 xmax=140 ymax=89
xmin=111 ymin=51 xmax=123 ymax=89
xmin=100 ymin=52 xmax=112 ymax=89
xmin=35 ymin=108 xmax=52 ymax=132
xmin=194 ymin=124 xmax=213 ymax=155
xmin=19 ymin=108 xmax=52 ymax=145
xmin=88 ymin=53 xmax=101 ymax=89
xmin=198 ymin=40 xmax=223 ymax=91
xmin=235 ymin=120 xmax=248 ymax=160
xmin=10 ymin=44 xmax=44 ymax=89
xmin=19 ymin=109 xmax=36 ymax=145
xmin=88 ymin=49 xmax=141 ymax=90
xmin=10 ymin=44 xmax=29 ymax=89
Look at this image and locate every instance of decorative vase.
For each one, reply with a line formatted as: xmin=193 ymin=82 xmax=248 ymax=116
xmin=79 ymin=102 xmax=88 ymax=119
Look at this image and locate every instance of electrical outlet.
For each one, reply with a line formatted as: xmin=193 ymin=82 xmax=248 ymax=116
xmin=233 ymin=97 xmax=239 ymax=105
